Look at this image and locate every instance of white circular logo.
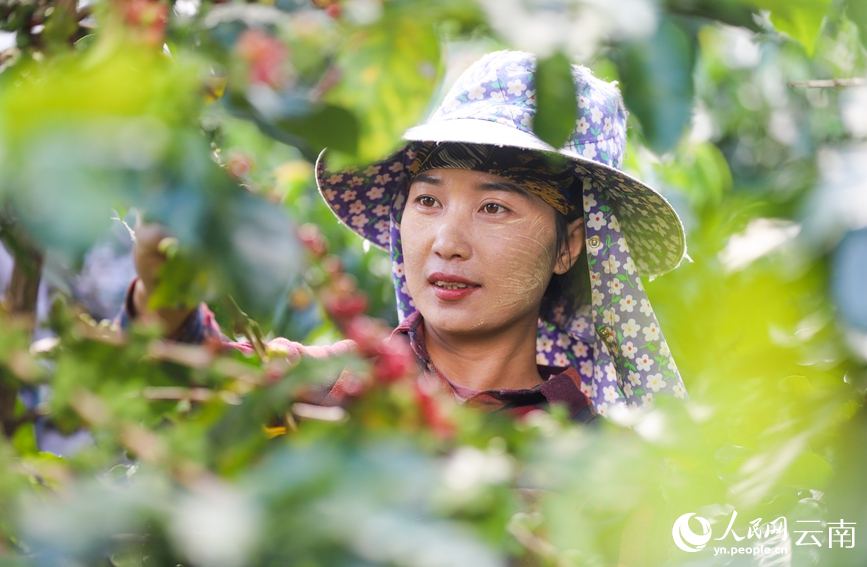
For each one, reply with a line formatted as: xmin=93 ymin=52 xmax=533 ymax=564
xmin=672 ymin=513 xmax=712 ymax=552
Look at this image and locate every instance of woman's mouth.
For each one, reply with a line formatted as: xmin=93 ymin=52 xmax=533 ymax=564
xmin=433 ymin=281 xmax=472 ymax=289
xmin=428 ymin=273 xmax=480 ymax=301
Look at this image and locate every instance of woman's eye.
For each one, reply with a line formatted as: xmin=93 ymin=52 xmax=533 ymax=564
xmin=483 ymin=203 xmax=507 ymax=214
xmin=417 ymin=196 xmax=438 ymax=207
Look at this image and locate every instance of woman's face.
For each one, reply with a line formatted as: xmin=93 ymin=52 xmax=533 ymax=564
xmin=400 ymin=167 xmax=572 ymax=337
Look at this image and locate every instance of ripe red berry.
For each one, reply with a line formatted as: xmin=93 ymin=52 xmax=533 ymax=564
xmin=414 ymin=383 xmax=455 ymax=439
xmin=345 ymin=316 xmax=389 ymax=357
xmin=226 ymin=152 xmax=253 ymax=179
xmin=372 ymin=336 xmax=414 ymax=383
xmin=321 ymin=255 xmax=343 ymax=276
xmin=298 ymin=224 xmax=328 ymax=257
xmin=236 ymin=29 xmax=286 ymax=88
xmin=123 ymin=0 xmax=168 ymax=46
xmin=324 ymin=292 xmax=367 ymax=321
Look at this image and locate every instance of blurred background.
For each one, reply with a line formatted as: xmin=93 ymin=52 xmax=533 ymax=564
xmin=1 ymin=0 xmax=866 ymax=566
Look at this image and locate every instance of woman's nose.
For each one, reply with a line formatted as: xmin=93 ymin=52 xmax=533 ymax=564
xmin=431 ymin=210 xmax=472 ymax=260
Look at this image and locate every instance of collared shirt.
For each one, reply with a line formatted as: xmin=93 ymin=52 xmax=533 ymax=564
xmin=395 ymin=312 xmax=597 ymax=425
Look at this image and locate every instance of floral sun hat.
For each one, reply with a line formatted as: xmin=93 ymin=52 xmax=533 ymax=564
xmin=316 ymin=50 xmax=689 ymax=414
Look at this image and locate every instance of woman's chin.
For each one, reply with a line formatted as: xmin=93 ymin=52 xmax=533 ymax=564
xmin=420 ymin=310 xmax=489 ymax=336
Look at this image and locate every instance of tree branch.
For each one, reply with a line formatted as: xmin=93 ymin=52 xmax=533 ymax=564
xmin=0 ymin=211 xmax=43 ymax=439
xmin=789 ymin=78 xmax=866 ymax=89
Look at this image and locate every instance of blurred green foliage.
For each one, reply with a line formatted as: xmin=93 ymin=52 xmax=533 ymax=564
xmin=0 ymin=0 xmax=866 ymax=566
xmin=533 ymin=51 xmax=578 ymax=149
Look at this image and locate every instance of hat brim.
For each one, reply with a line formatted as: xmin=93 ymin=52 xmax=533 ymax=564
xmin=316 ymin=118 xmax=687 ymax=278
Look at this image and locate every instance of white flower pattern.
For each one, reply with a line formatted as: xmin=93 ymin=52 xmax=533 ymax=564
xmin=636 ymin=354 xmax=653 ymax=372
xmin=587 ymin=212 xmax=605 ymax=230
xmin=507 ymin=79 xmax=526 ymax=95
xmin=643 ymin=323 xmax=660 ymax=342
xmin=590 ymin=107 xmax=603 ymax=123
xmin=621 ymin=319 xmax=639 ymax=338
xmin=646 ymin=374 xmax=664 ymax=392
xmin=366 ymin=187 xmax=385 ymax=199
xmin=468 ymin=84 xmax=486 ymax=100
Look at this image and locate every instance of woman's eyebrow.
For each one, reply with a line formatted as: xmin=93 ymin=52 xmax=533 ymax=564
xmin=411 ymin=173 xmax=529 ymax=198
xmin=478 ymin=180 xmax=530 ymax=198
xmin=411 ymin=173 xmax=441 ymax=185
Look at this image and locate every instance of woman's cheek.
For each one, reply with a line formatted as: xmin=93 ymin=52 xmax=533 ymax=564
xmin=399 ymin=214 xmax=428 ymax=298
xmin=484 ymin=217 xmax=556 ymax=310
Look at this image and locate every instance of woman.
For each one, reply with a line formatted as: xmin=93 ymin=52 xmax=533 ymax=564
xmin=128 ymin=50 xmax=688 ymax=420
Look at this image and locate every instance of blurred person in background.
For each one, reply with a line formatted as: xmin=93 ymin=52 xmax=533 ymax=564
xmin=124 ymin=50 xmax=689 ymax=422
xmin=0 ymin=221 xmax=136 ymax=455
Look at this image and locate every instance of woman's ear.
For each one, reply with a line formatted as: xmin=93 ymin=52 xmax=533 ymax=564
xmin=554 ymin=217 xmax=585 ymax=275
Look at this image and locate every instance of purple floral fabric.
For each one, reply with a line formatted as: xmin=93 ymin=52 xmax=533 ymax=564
xmin=429 ymin=51 xmax=627 ymax=169
xmin=536 ymin=189 xmax=686 ymax=414
xmin=315 ymin=50 xmax=688 ymax=413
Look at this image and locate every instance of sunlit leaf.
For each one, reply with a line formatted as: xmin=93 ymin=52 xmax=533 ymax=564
xmin=324 ymin=4 xmax=440 ymax=164
xmin=752 ymin=0 xmax=833 ymax=55
xmin=11 ymin=422 xmax=37 ymax=456
xmin=778 ymin=451 xmax=833 ymax=490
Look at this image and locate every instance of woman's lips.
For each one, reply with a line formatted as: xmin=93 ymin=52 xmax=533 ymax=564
xmin=428 ymin=272 xmax=481 ymax=301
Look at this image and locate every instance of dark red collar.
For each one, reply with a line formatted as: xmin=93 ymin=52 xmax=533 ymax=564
xmin=393 ymin=313 xmax=597 ymax=423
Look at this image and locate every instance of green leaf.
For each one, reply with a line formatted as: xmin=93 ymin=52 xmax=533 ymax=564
xmin=42 ymin=0 xmax=78 ymax=54
xmin=846 ymin=0 xmax=867 ymax=50
xmin=660 ymin=140 xmax=732 ymax=211
xmin=219 ymin=192 xmax=304 ymax=321
xmin=664 ymin=0 xmax=762 ymax=31
xmin=12 ymin=422 xmax=37 ymax=455
xmin=74 ymin=34 xmax=96 ymax=51
xmin=752 ymin=0 xmax=832 ymax=55
xmin=272 ymin=104 xmax=359 ymax=157
xmin=533 ymin=52 xmax=578 ymax=149
xmin=779 ymin=451 xmax=833 ymax=490
xmin=777 ymin=374 xmax=814 ymax=397
xmin=617 ymin=17 xmax=696 ymax=155
xmin=325 ymin=5 xmax=441 ymax=164
xmin=149 ymin=251 xmax=209 ymax=312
